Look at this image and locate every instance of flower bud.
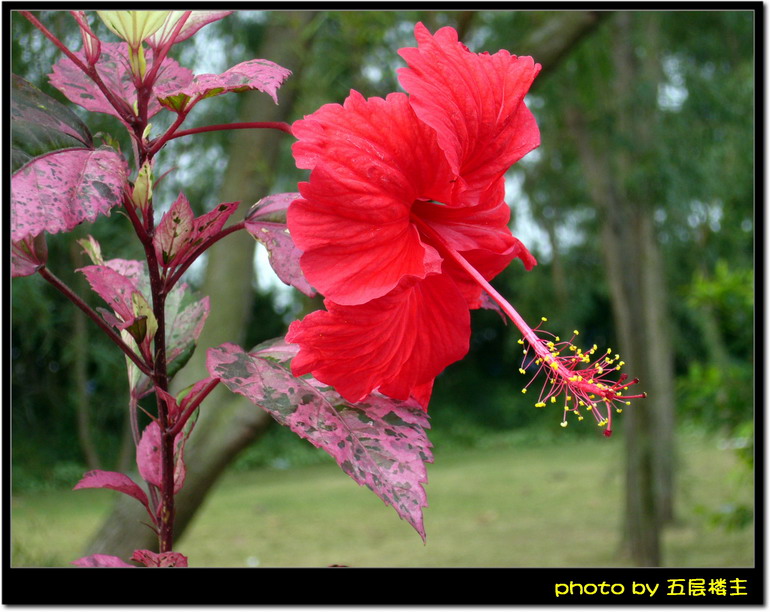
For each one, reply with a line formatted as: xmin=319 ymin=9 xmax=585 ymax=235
xmin=97 ymin=11 xmax=170 ymax=48
xmin=131 ymin=161 xmax=153 ymax=211
xmin=70 ymin=11 xmax=101 ymax=65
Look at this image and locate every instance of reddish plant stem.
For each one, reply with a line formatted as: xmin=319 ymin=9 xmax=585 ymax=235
xmin=165 ymin=121 xmax=294 ymax=142
xmin=37 ymin=266 xmax=153 ymax=378
xmin=122 ymin=193 xmax=153 ymax=248
xmin=142 ymin=11 xmax=191 ymax=86
xmin=135 ymin=191 xmax=177 ymax=552
xmin=164 ymin=221 xmax=246 ymax=292
xmin=168 ymin=378 xmax=220 ymax=438
xmin=20 ymin=11 xmax=136 ymax=125
xmin=146 ymin=109 xmax=192 ymax=159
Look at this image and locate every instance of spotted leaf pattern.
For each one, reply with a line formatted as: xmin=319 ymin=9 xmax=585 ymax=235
xmin=245 ymin=193 xmax=315 ymax=297
xmin=131 ymin=550 xmax=188 ymax=567
xmin=153 ymin=195 xmax=238 ymax=270
xmin=49 ymin=42 xmax=193 ymax=121
xmin=207 ymin=340 xmax=433 ymax=540
xmin=11 ymin=147 xmax=127 ymax=243
xmin=158 ymin=58 xmax=291 ymax=112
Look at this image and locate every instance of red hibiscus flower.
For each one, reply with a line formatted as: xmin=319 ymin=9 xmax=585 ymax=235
xmin=286 ymin=23 xmax=644 ymax=430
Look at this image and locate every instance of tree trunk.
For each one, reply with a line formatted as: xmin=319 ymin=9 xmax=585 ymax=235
xmin=565 ymin=11 xmax=677 ymax=565
xmin=84 ymin=11 xmax=318 ymax=560
xmin=70 ymin=231 xmax=101 ymax=470
xmin=520 ymin=11 xmax=610 ymax=79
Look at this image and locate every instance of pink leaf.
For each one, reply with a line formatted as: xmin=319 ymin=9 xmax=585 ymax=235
xmin=146 ymin=11 xmax=233 ymax=49
xmin=72 ymin=554 xmax=134 ymax=568
xmin=245 ymin=193 xmax=316 ymax=297
xmin=131 ymin=549 xmax=188 ymax=567
xmin=158 ymin=58 xmax=291 ymax=112
xmin=156 ymin=376 xmax=216 ymax=429
xmin=154 ymin=198 xmax=238 ymax=270
xmin=78 ymin=264 xmax=139 ymax=326
xmin=155 ymin=387 xmax=181 ymax=422
xmin=11 ymin=147 xmax=127 ymax=242
xmin=49 ymin=43 xmax=193 ymax=121
xmin=154 ymin=193 xmax=195 ymax=266
xmin=136 ymin=421 xmax=186 ymax=494
xmin=104 ymin=257 xmax=146 ymax=283
xmin=11 ymin=234 xmax=47 ymax=278
xmin=73 ymin=469 xmax=151 ymax=516
xmin=166 ymin=294 xmax=210 ymax=371
xmin=207 ymin=341 xmax=433 ymax=540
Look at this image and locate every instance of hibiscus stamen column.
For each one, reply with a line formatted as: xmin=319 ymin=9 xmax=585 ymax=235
xmin=411 ymin=214 xmax=646 ymax=435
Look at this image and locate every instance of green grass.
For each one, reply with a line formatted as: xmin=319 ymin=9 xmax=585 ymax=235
xmin=11 ymin=430 xmax=754 ymax=567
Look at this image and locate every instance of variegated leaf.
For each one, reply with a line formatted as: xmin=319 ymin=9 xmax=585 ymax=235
xmin=207 ymin=341 xmax=433 ymax=540
xmin=49 ymin=42 xmax=192 ymax=120
xmin=158 ymin=58 xmax=291 ymax=112
xmin=11 ymin=147 xmax=127 ymax=242
xmin=245 ymin=193 xmax=315 ymax=297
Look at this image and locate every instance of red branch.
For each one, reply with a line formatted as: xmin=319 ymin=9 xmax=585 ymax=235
xmin=167 ymin=121 xmax=294 ymax=141
xmin=37 ymin=266 xmax=153 ymax=378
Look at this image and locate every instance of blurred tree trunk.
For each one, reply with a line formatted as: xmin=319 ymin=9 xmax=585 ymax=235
xmin=70 ymin=230 xmax=101 ymax=470
xmin=565 ymin=12 xmax=676 ymax=566
xmin=519 ymin=11 xmax=610 ymax=78
xmin=84 ymin=10 xmax=611 ymax=561
xmin=85 ymin=11 xmax=318 ymax=560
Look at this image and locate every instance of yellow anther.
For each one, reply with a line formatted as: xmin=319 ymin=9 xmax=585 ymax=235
xmin=625 ymin=401 xmax=631 ymax=405
xmin=566 ymin=395 xmax=572 ymax=401
xmin=550 ymin=362 xmax=559 ymax=370
xmin=541 ymin=316 xmax=548 ymax=322
xmin=573 ymin=330 xmax=580 ymax=335
xmin=555 ymin=336 xmax=560 ymax=342
xmin=578 ymin=415 xmax=584 ymax=421
xmin=550 ymin=396 xmax=557 ymax=403
xmin=517 ymin=339 xmax=524 ymax=345
xmin=535 ymin=402 xmax=546 ymax=408
xmin=560 ymin=421 xmax=568 ymax=428
xmin=519 ymin=368 xmax=526 ymax=375
xmin=616 ymin=408 xmax=623 ymax=413
xmin=521 ymin=388 xmax=527 ymax=394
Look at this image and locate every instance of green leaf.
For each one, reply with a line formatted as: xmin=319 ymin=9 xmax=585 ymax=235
xmin=11 ymin=75 xmax=92 ymax=173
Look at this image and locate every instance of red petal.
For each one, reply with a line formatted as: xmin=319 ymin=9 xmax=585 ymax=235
xmin=414 ymin=179 xmax=536 ymax=307
xmin=398 ymin=23 xmax=541 ymax=197
xmin=288 ymin=91 xmax=452 ymax=305
xmin=286 ymin=274 xmax=470 ymax=409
